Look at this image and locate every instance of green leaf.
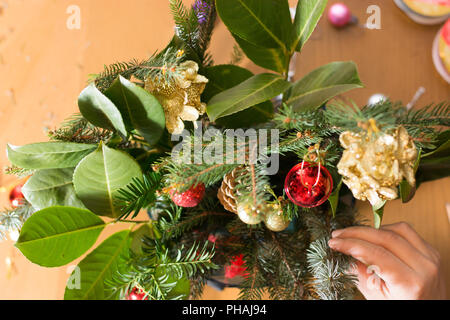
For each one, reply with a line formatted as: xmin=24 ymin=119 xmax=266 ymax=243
xmin=203 ymin=65 xmax=274 ymax=127
xmin=284 ymin=61 xmax=363 ymax=111
xmin=15 ymin=206 xmax=105 ymax=267
xmin=372 ymin=201 xmax=386 ymax=229
xmin=64 ymin=230 xmax=131 ymax=300
xmin=207 ymin=73 xmax=290 ymax=121
xmin=328 ymin=178 xmax=342 ymax=217
xmin=73 ymin=143 xmax=143 ymax=218
xmin=399 ymin=149 xmax=421 ymax=203
xmin=233 ymin=33 xmax=287 ymax=74
xmin=22 ymin=168 xmax=86 ymax=210
xmin=215 ymin=0 xmax=292 ymax=50
xmin=7 ymin=142 xmax=96 ymax=170
xmin=78 ymin=84 xmax=127 ymax=137
xmin=104 ymin=76 xmax=165 ymax=146
xmin=292 ymin=0 xmax=327 ymax=52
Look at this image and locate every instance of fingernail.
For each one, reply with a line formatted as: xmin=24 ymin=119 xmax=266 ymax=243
xmin=328 ymin=238 xmax=340 ymax=249
xmin=332 ymin=229 xmax=344 ymax=238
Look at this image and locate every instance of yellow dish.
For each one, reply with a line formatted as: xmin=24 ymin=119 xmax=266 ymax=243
xmin=403 ymin=0 xmax=450 ymax=17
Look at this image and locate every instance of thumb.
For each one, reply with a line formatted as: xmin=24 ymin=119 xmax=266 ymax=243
xmin=351 ymin=260 xmax=386 ymax=300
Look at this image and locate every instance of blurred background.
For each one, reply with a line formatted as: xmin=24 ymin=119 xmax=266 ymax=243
xmin=0 ymin=0 xmax=448 ymax=299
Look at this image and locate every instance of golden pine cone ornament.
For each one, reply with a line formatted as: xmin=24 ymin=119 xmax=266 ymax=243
xmin=144 ymin=60 xmax=208 ymax=134
xmin=337 ymin=125 xmax=417 ymax=207
xmin=263 ymin=204 xmax=290 ymax=232
xmin=217 ymin=169 xmax=239 ymax=214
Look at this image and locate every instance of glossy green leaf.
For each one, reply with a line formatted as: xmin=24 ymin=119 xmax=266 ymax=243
xmin=78 ymin=84 xmax=127 ymax=137
xmin=216 ymin=0 xmax=292 ymax=50
xmin=284 ymin=61 xmax=363 ymax=111
xmin=73 ymin=142 xmax=142 ymax=218
xmin=7 ymin=142 xmax=96 ymax=169
xmin=328 ymin=178 xmax=342 ymax=217
xmin=372 ymin=201 xmax=386 ymax=229
xmin=15 ymin=206 xmax=105 ymax=267
xmin=22 ymin=168 xmax=85 ymax=210
xmin=292 ymin=0 xmax=327 ymax=52
xmin=104 ymin=76 xmax=165 ymax=146
xmin=207 ymin=73 xmax=290 ymax=121
xmin=203 ymin=65 xmax=274 ymax=127
xmin=64 ymin=230 xmax=131 ymax=300
xmin=233 ymin=33 xmax=287 ymax=74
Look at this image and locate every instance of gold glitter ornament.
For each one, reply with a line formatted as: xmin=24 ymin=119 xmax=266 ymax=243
xmin=236 ymin=202 xmax=264 ymax=225
xmin=144 ymin=60 xmax=208 ymax=134
xmin=263 ymin=204 xmax=290 ymax=232
xmin=337 ymin=125 xmax=417 ymax=206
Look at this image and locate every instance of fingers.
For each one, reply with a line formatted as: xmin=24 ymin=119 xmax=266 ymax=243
xmin=328 ymin=237 xmax=415 ymax=284
xmin=331 ymin=226 xmax=430 ymax=271
xmin=381 ymin=222 xmax=440 ymax=263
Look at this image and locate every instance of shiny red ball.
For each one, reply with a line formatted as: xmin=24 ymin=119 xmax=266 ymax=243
xmin=126 ymin=288 xmax=147 ymax=300
xmin=284 ymin=162 xmax=333 ymax=208
xmin=169 ymin=183 xmax=205 ymax=208
xmin=328 ymin=3 xmax=352 ymax=27
xmin=9 ymin=183 xmax=25 ymax=207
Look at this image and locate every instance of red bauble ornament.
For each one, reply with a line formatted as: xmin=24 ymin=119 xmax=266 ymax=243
xmin=328 ymin=3 xmax=352 ymax=27
xmin=284 ymin=162 xmax=333 ymax=208
xmin=126 ymin=287 xmax=147 ymax=300
xmin=169 ymin=183 xmax=205 ymax=207
xmin=9 ymin=183 xmax=25 ymax=207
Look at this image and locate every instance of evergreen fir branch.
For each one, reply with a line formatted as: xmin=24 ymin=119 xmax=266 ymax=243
xmin=4 ymin=165 xmax=34 ymax=178
xmin=0 ymin=202 xmax=35 ymax=241
xmin=116 ymin=172 xmax=162 ymax=220
xmin=48 ymin=113 xmax=112 ymax=144
xmin=233 ymin=163 xmax=271 ymax=210
xmin=93 ymin=47 xmax=184 ymax=92
xmin=158 ymin=241 xmax=218 ymax=279
xmin=229 ymin=43 xmax=244 ymax=65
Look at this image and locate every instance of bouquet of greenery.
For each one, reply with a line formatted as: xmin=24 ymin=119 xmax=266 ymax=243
xmin=1 ymin=0 xmax=449 ymax=300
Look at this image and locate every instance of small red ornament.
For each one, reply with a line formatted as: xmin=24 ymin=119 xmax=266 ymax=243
xmin=224 ymin=254 xmax=249 ymax=279
xmin=169 ymin=183 xmax=205 ymax=207
xmin=126 ymin=287 xmax=148 ymax=300
xmin=284 ymin=161 xmax=333 ymax=208
xmin=328 ymin=3 xmax=353 ymax=27
xmin=9 ymin=183 xmax=25 ymax=208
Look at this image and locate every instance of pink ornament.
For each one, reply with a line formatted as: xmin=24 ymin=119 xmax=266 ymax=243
xmin=328 ymin=3 xmax=352 ymax=28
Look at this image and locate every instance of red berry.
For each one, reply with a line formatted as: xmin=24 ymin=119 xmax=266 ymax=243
xmin=126 ymin=288 xmax=147 ymax=300
xmin=169 ymin=183 xmax=205 ymax=208
xmin=284 ymin=162 xmax=333 ymax=208
xmin=9 ymin=183 xmax=25 ymax=208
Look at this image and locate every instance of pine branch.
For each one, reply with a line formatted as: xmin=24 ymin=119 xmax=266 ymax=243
xmin=116 ymin=172 xmax=162 ymax=220
xmin=0 ymin=202 xmax=35 ymax=241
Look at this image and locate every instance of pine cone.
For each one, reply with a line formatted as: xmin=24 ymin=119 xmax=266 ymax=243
xmin=217 ymin=167 xmax=244 ymax=214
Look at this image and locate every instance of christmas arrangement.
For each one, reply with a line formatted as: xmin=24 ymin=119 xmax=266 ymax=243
xmin=1 ymin=0 xmax=449 ymax=300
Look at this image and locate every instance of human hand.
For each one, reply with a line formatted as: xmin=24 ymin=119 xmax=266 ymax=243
xmin=328 ymin=222 xmax=446 ymax=300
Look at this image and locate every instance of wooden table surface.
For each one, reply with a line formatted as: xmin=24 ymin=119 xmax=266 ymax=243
xmin=0 ymin=0 xmax=448 ymax=299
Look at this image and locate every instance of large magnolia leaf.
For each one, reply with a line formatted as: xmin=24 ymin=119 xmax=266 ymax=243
xmin=284 ymin=61 xmax=363 ymax=111
xmin=216 ymin=0 xmax=293 ymax=50
xmin=104 ymin=76 xmax=165 ymax=146
xmin=78 ymin=84 xmax=127 ymax=137
xmin=207 ymin=73 xmax=289 ymax=121
xmin=15 ymin=206 xmax=105 ymax=267
xmin=292 ymin=0 xmax=327 ymax=52
xmin=203 ymin=65 xmax=274 ymax=127
xmin=7 ymin=142 xmax=96 ymax=169
xmin=64 ymin=230 xmax=131 ymax=300
xmin=73 ymin=143 xmax=142 ymax=217
xmin=22 ymin=168 xmax=85 ymax=210
xmin=232 ymin=34 xmax=286 ymax=74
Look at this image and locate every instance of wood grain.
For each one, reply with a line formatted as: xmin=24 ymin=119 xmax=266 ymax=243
xmin=0 ymin=0 xmax=448 ymax=299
